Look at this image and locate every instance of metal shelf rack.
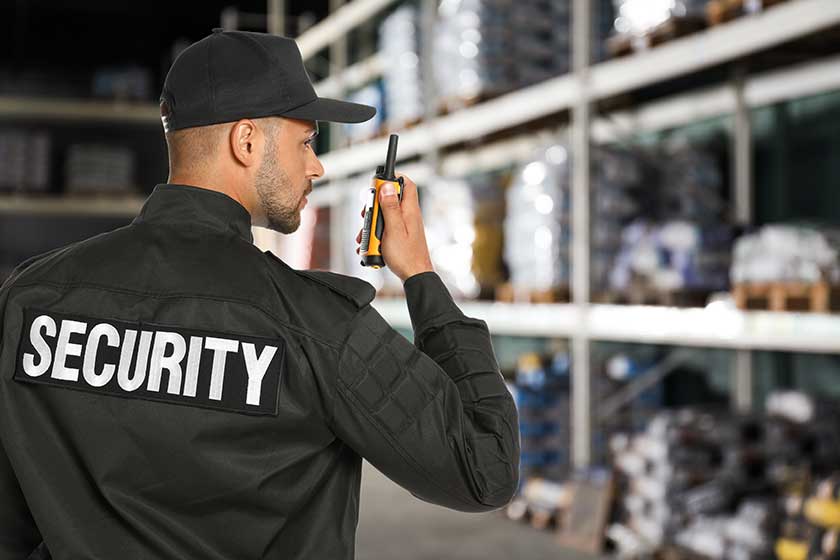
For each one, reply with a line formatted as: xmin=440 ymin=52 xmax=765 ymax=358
xmin=304 ymin=0 xmax=840 ymax=468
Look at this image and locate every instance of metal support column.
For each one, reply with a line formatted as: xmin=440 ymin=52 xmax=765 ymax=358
xmin=734 ymin=350 xmax=753 ymax=413
xmin=732 ymin=65 xmax=754 ymax=413
xmin=571 ymin=0 xmax=592 ymax=469
xmin=733 ymin=66 xmax=753 ymax=226
xmin=267 ymin=0 xmax=286 ymax=35
xmin=420 ymin=0 xmax=440 ymax=176
xmin=329 ymin=0 xmax=349 ymax=273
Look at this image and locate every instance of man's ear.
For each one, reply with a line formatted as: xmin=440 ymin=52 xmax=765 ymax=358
xmin=230 ymin=119 xmax=259 ymax=167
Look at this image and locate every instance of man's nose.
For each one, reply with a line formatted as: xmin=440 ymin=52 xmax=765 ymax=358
xmin=307 ymin=152 xmax=325 ymax=179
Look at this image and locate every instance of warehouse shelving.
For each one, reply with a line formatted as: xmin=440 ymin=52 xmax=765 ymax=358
xmin=304 ymin=0 xmax=840 ymax=470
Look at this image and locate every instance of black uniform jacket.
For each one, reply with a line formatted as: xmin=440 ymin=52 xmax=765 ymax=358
xmin=0 ymin=183 xmax=520 ymax=559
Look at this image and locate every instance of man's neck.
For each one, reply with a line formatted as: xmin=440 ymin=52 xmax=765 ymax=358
xmin=166 ymin=174 xmax=253 ymax=218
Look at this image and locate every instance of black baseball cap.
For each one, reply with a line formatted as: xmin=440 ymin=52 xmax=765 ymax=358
xmin=160 ymin=28 xmax=376 ymax=132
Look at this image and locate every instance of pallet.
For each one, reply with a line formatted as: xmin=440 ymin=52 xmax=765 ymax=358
xmin=607 ymin=16 xmax=707 ymax=58
xmin=706 ymin=0 xmax=789 ymax=25
xmin=733 ymin=281 xmax=840 ymax=313
xmin=437 ymin=91 xmax=500 ymax=116
xmin=659 ymin=545 xmax=715 ymax=560
xmin=504 ymin=499 xmax=559 ymax=531
xmin=495 ymin=282 xmax=570 ymax=304
xmin=376 ymin=116 xmax=423 ymax=138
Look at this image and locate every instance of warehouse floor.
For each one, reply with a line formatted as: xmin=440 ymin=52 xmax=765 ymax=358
xmin=356 ymin=461 xmax=596 ymax=560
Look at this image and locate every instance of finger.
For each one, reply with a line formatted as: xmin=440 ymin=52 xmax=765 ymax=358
xmin=395 ymin=172 xmax=421 ymax=218
xmin=378 ymin=181 xmax=406 ymax=235
xmin=361 ymin=205 xmax=366 ymax=218
xmin=356 ymin=229 xmax=362 ymax=244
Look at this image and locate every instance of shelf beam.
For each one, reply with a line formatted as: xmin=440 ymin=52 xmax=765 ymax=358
xmin=371 ymin=299 xmax=840 ymax=355
xmin=296 ymin=0 xmax=399 ymax=60
xmin=0 ymin=195 xmax=146 ymax=216
xmin=0 ymin=97 xmax=160 ymax=124
xmin=314 ymin=53 xmax=384 ymax=99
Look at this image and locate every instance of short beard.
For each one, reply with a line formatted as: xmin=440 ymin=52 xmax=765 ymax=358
xmin=254 ymin=133 xmax=301 ymax=234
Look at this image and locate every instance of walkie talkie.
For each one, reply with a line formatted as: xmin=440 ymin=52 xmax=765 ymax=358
xmin=360 ymin=134 xmax=404 ymax=269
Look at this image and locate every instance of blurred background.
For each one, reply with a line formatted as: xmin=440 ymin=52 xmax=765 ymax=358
xmin=4 ymin=0 xmax=840 ymax=558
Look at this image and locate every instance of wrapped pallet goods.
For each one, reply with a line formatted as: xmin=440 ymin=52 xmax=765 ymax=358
xmin=379 ymin=5 xmax=424 ymax=129
xmin=65 ymin=144 xmax=136 ymax=194
xmin=421 ymin=176 xmax=481 ymax=299
xmin=613 ymin=0 xmax=709 ymax=38
xmin=0 ymin=129 xmax=51 ymax=193
xmin=513 ymin=347 xmax=572 ymax=485
xmin=608 ymin=391 xmax=840 ymax=558
xmin=731 ymin=225 xmax=840 ymax=285
xmin=433 ymin=0 xmax=613 ymax=109
xmin=731 ymin=225 xmax=840 ymax=312
xmin=503 ymin=143 xmax=571 ymax=297
xmin=434 ymin=0 xmax=516 ymax=108
xmin=609 ymin=0 xmax=709 ymax=56
xmin=342 ymin=84 xmax=385 ymax=144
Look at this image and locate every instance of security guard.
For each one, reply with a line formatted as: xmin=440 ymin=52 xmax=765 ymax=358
xmin=0 ymin=29 xmax=520 ymax=559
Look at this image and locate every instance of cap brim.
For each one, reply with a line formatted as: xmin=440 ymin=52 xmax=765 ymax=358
xmin=282 ymin=96 xmax=376 ymax=124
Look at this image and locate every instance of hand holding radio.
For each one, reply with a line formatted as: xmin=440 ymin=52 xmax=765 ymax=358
xmin=375 ymin=172 xmax=434 ymax=282
xmin=355 ymin=134 xmax=433 ymax=282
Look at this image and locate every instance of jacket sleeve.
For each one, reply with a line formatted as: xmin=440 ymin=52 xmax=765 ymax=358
xmin=329 ymin=271 xmax=520 ymax=512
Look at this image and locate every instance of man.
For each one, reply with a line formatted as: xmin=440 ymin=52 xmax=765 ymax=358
xmin=0 ymin=29 xmax=519 ymax=559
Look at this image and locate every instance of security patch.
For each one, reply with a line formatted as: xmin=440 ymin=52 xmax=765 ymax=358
xmin=14 ymin=307 xmax=285 ymax=416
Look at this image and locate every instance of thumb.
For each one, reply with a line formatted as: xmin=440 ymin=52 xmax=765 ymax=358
xmin=379 ymin=181 xmax=405 ymax=233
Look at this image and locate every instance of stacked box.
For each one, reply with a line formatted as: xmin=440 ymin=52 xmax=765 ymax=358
xmin=591 ymin=145 xmax=648 ymax=293
xmin=64 ymin=144 xmax=136 ymax=195
xmin=421 ymin=176 xmax=481 ymax=299
xmin=504 ymin=143 xmax=571 ymax=293
xmin=379 ymin=5 xmax=424 ymax=129
xmin=433 ymin=0 xmax=516 ymax=105
xmin=612 ymin=0 xmax=709 ymax=37
xmin=504 ymin=143 xmax=649 ymax=296
xmin=92 ymin=65 xmax=152 ymax=101
xmin=0 ymin=129 xmax=51 ymax=193
xmin=608 ymin=392 xmax=840 ymax=559
xmin=511 ymin=1 xmax=572 ymax=88
xmin=469 ymin=171 xmax=508 ymax=298
xmin=342 ymin=83 xmax=385 ymax=143
xmin=673 ymin=499 xmax=778 ymax=559
xmin=606 ymin=139 xmax=733 ymax=296
xmin=510 ymin=346 xmax=572 ymax=488
xmin=433 ymin=0 xmax=614 ymax=108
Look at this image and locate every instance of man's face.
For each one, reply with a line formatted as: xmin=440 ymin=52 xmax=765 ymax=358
xmin=254 ymin=117 xmax=324 ymax=234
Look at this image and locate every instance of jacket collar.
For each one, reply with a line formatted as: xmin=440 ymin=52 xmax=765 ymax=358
xmin=132 ymin=183 xmax=254 ymax=244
